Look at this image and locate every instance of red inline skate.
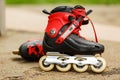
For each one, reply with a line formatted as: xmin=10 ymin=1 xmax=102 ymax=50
xmin=39 ymin=5 xmax=106 ymax=73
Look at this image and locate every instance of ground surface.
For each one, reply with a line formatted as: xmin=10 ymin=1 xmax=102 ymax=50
xmin=0 ymin=30 xmax=120 ymax=80
xmin=0 ymin=5 xmax=120 ymax=80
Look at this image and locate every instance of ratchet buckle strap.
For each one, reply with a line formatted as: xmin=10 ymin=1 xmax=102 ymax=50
xmin=55 ymin=9 xmax=98 ymax=44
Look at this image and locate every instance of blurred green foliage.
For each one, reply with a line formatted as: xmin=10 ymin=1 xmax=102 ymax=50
xmin=6 ymin=0 xmax=120 ymax=4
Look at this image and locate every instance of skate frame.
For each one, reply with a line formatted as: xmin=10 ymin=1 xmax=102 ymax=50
xmin=44 ymin=52 xmax=100 ymax=67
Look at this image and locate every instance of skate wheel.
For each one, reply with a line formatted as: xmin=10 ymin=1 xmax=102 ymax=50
xmin=39 ymin=56 xmax=54 ymax=71
xmin=73 ymin=64 xmax=88 ymax=72
xmin=90 ymin=57 xmax=106 ymax=73
xmin=56 ymin=56 xmax=71 ymax=72
xmin=12 ymin=50 xmax=19 ymax=55
xmin=56 ymin=64 xmax=71 ymax=72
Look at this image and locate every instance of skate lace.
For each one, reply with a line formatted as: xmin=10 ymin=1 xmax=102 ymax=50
xmin=87 ymin=16 xmax=98 ymax=42
xmin=72 ymin=9 xmax=98 ymax=42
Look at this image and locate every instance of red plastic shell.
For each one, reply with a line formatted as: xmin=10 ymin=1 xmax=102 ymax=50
xmin=45 ymin=12 xmax=75 ymax=38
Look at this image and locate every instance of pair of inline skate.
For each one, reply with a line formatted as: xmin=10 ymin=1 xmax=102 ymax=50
xmin=13 ymin=5 xmax=106 ymax=73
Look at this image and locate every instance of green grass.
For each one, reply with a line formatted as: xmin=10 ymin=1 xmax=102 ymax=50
xmin=6 ymin=0 xmax=120 ymax=4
